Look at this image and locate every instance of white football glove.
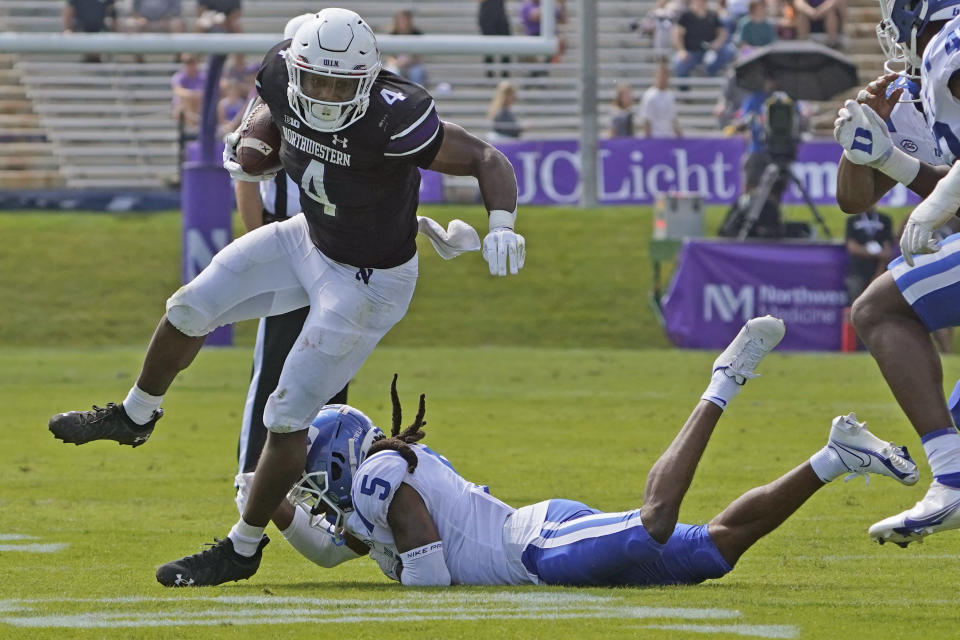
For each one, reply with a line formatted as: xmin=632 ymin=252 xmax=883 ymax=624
xmin=234 ymin=471 xmax=255 ymax=516
xmin=834 ymin=100 xmax=920 ymax=185
xmin=482 ymin=210 xmax=525 ymax=276
xmin=899 ymin=162 xmax=960 ymax=266
xmin=367 ymin=541 xmax=401 ymax=582
xmin=834 ymin=100 xmax=892 ymax=167
xmin=222 ymin=130 xmax=279 ymax=182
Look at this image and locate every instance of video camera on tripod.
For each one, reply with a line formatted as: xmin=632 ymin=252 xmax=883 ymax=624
xmin=763 ymin=91 xmax=800 ymax=165
xmin=718 ymin=89 xmax=831 ymax=240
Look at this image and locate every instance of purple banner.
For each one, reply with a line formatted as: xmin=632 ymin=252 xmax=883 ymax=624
xmin=419 ymin=168 xmax=444 ymax=204
xmin=181 ymin=152 xmax=233 ymax=346
xmin=660 ymin=239 xmax=849 ymax=351
xmin=491 ymin=138 xmax=918 ymax=208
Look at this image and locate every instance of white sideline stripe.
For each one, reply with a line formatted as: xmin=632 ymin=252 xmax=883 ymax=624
xmin=0 ymin=534 xmax=37 ymax=541
xmin=1 ymin=610 xmax=739 ymax=629
xmin=0 ymin=543 xmax=68 ymax=553
xmin=644 ymin=624 xmax=799 ymax=639
xmin=0 ymin=594 xmax=744 ymax=629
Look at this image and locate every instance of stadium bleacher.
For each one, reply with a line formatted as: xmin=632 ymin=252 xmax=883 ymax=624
xmin=0 ymin=0 xmax=884 ymax=190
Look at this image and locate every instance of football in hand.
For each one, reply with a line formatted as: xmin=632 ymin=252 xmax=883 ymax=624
xmin=236 ymin=103 xmax=282 ymax=176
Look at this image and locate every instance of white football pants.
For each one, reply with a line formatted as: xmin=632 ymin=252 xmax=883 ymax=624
xmin=166 ymin=214 xmax=417 ymax=432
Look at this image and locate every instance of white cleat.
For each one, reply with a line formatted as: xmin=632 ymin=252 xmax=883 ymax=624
xmin=869 ymin=481 xmax=960 ymax=548
xmin=828 ymin=413 xmax=918 ymax=485
xmin=712 ymin=315 xmax=786 ymax=384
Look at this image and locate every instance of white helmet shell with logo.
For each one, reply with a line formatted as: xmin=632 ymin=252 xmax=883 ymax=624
xmin=285 ymin=8 xmax=382 ymax=132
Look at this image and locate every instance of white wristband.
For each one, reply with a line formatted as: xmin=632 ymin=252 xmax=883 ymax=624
xmin=488 ymin=209 xmax=516 ymax=231
xmin=873 ymin=147 xmax=921 ymax=185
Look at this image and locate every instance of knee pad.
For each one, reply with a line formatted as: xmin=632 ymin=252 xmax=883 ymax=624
xmin=166 ymin=285 xmax=214 ymax=337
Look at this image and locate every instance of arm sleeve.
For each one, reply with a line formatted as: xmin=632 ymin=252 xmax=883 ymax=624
xmin=399 ymin=541 xmax=451 ymax=587
xmin=281 ymin=505 xmax=362 ymax=568
xmin=384 ymin=100 xmax=445 ymax=168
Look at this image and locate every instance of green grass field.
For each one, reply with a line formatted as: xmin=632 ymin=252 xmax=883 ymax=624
xmin=3 ymin=204 xmax=959 ymax=639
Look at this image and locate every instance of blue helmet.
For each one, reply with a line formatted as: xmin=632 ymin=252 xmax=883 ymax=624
xmin=878 ymin=0 xmax=960 ymax=75
xmin=288 ymin=404 xmax=385 ymax=542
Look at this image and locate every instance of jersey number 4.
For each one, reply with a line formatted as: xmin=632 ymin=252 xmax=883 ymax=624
xmin=300 ymin=160 xmax=336 ymax=216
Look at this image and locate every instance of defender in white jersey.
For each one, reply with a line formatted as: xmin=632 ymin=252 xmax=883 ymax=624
xmin=214 ymin=318 xmax=919 ymax=589
xmin=831 ymin=0 xmax=960 ymax=548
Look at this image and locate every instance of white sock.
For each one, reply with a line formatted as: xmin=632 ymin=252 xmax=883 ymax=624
xmin=922 ymin=428 xmax=960 ymax=477
xmin=700 ymin=370 xmax=743 ymax=410
xmin=122 ymin=384 xmax=163 ymax=426
xmin=228 ymin=519 xmax=265 ymax=557
xmin=809 ymin=445 xmax=847 ymax=483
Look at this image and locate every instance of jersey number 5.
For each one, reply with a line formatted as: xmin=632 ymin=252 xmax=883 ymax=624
xmin=300 ymin=160 xmax=336 ymax=216
xmin=360 ymin=475 xmax=392 ymax=500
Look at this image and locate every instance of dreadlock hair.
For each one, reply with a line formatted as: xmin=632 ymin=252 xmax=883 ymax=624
xmin=366 ymin=373 xmax=427 ymax=473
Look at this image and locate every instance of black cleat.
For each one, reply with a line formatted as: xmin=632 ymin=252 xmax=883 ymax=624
xmin=156 ymin=536 xmax=269 ymax=587
xmin=48 ymin=402 xmax=161 ymax=447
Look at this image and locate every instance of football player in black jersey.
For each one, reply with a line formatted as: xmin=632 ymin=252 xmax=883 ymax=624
xmin=48 ymin=7 xmax=525 ymax=587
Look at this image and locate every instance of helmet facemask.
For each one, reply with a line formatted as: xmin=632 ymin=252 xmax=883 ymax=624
xmin=290 ymin=412 xmax=385 ymax=545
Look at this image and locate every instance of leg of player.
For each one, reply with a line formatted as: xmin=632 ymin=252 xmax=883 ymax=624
xmin=707 ymin=414 xmax=918 ymax=565
xmin=850 ymin=273 xmax=951 ymax=440
xmin=47 ymin=315 xmax=204 ymax=447
xmin=642 ymin=316 xmax=786 ymax=543
xmin=852 ymin=265 xmax=960 ymax=546
xmin=49 ymin=219 xmax=316 ymax=450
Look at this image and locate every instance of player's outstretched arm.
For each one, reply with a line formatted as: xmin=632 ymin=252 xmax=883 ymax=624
xmin=387 ymin=483 xmax=451 ymax=586
xmin=428 ymin=122 xmax=524 ymax=276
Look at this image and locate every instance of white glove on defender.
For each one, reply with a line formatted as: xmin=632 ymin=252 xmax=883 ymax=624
xmin=900 ymin=162 xmax=960 ymax=265
xmin=222 ymin=130 xmax=279 ymax=182
xmin=482 ymin=210 xmax=526 ymax=276
xmin=234 ymin=471 xmax=255 ymax=515
xmin=834 ymin=100 xmax=919 ymax=185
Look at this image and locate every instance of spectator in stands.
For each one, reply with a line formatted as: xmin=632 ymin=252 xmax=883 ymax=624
xmin=217 ymin=79 xmax=247 ymax=138
xmin=478 ymin=0 xmax=511 ymax=78
xmin=520 ymin=0 xmax=567 ymax=68
xmin=793 ymin=0 xmax=845 ymax=48
xmin=720 ymin=0 xmax=752 ymax=42
xmin=734 ymin=0 xmax=777 ymax=50
xmin=488 ymin=80 xmax=524 ymax=139
xmin=845 ymin=208 xmax=893 ymax=304
xmin=639 ymin=63 xmax=683 ymax=138
xmin=196 ymin=0 xmax=241 ymax=33
xmin=609 ymin=83 xmax=636 ymax=138
xmin=672 ymin=0 xmax=736 ymax=78
xmin=63 ymin=0 xmax=116 ymax=62
xmin=772 ymin=0 xmax=800 ymax=39
xmin=126 ymin=0 xmax=184 ymax=34
xmin=172 ymin=53 xmax=205 ymax=133
xmin=385 ymin=9 xmax=429 ymax=87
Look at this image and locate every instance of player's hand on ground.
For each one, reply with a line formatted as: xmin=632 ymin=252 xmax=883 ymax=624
xmin=834 ymin=100 xmax=893 ymax=167
xmin=222 ymin=130 xmax=278 ymax=182
xmin=855 ymin=72 xmax=902 ymax=120
xmin=482 ymin=227 xmax=526 ymax=276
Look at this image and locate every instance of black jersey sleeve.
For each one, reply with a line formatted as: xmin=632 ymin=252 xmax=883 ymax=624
xmin=378 ymin=75 xmax=446 ymax=169
xmin=255 ymin=39 xmax=292 ymax=115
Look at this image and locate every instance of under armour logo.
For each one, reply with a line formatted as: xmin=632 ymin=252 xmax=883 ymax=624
xmin=174 ymin=574 xmax=195 ymax=586
xmin=355 ymin=268 xmax=373 ymax=284
xmin=851 ymin=127 xmax=873 ymax=154
xmin=332 ymin=135 xmax=348 ymax=148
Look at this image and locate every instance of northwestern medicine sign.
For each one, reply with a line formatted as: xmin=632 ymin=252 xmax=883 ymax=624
xmin=492 ymin=138 xmax=919 ymax=208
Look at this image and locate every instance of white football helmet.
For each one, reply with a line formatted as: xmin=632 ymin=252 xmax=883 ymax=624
xmin=283 ymin=13 xmax=314 ymax=40
xmin=285 ymin=8 xmax=381 ymax=132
